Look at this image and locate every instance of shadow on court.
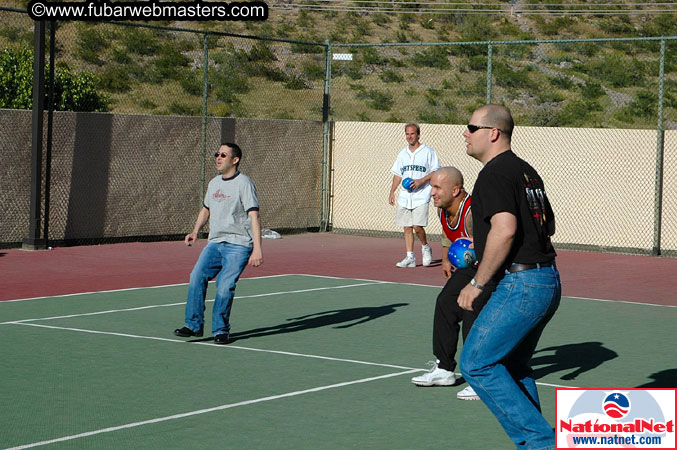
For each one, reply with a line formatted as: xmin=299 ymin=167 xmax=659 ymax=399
xmin=530 ymin=341 xmax=618 ymax=381
xmin=635 ymin=369 xmax=677 ymax=388
xmin=224 ymin=303 xmax=409 ymax=342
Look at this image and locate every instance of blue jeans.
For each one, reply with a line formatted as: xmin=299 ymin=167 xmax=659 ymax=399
xmin=184 ymin=241 xmax=251 ymax=336
xmin=460 ymin=265 xmax=561 ymax=450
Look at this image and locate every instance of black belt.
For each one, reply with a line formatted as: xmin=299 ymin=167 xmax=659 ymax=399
xmin=508 ymin=261 xmax=554 ymax=273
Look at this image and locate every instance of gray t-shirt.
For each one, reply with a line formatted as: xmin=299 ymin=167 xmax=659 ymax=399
xmin=203 ymin=171 xmax=259 ymax=247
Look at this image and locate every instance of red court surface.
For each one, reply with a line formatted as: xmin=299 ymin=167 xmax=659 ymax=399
xmin=1 ymin=232 xmax=675 ymax=305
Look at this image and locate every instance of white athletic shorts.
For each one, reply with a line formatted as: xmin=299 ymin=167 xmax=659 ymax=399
xmin=394 ymin=203 xmax=429 ymax=227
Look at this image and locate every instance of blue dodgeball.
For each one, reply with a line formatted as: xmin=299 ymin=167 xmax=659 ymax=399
xmin=402 ymin=177 xmax=414 ymax=191
xmin=448 ymin=238 xmax=476 ymax=269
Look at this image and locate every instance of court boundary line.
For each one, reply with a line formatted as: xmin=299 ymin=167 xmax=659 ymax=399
xmin=9 ymin=322 xmax=421 ymax=371
xmin=1 ymin=274 xmax=295 ymax=302
xmin=5 ymin=273 xmax=674 ymax=309
xmin=293 ymin=274 xmax=677 ymax=309
xmin=1 ymin=281 xmax=585 ymax=389
xmin=5 ymin=369 xmax=420 ymax=450
xmin=9 ymin=322 xmax=579 ymax=390
xmin=0 ymin=281 xmax=386 ymax=325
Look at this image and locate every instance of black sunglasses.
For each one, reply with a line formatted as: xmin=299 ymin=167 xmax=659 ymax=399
xmin=214 ymin=152 xmax=230 ymax=158
xmin=467 ymin=124 xmax=498 ymax=133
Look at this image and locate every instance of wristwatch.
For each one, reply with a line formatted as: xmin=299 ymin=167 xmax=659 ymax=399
xmin=470 ymin=278 xmax=485 ymax=291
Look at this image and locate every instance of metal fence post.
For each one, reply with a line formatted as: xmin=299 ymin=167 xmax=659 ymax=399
xmin=486 ymin=42 xmax=493 ymax=104
xmin=321 ymin=39 xmax=332 ymax=231
xmin=200 ymin=33 xmax=209 ymax=204
xmin=652 ymin=39 xmax=666 ymax=256
xmin=23 ymin=20 xmax=47 ymax=250
xmin=43 ymin=20 xmax=55 ymax=246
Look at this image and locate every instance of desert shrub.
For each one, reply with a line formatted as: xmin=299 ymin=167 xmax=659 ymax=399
xmin=549 ymin=75 xmax=574 ymax=90
xmin=167 ymin=101 xmax=201 ymax=116
xmin=0 ymin=23 xmax=32 ymax=45
xmin=556 ymin=99 xmax=602 ymax=126
xmin=303 ymin=64 xmax=324 ymax=80
xmin=291 ymin=34 xmax=323 ymax=54
xmin=575 ymin=55 xmax=647 ymax=88
xmin=275 ymin=23 xmax=296 ymax=38
xmin=179 ymin=69 xmax=204 ymax=96
xmin=468 ymin=55 xmax=487 ymax=71
xmin=537 ymin=89 xmax=565 ymax=103
xmin=380 ymin=69 xmax=404 ymax=83
xmin=458 ymin=14 xmax=496 ymax=42
xmin=417 ymin=107 xmax=457 ymax=124
xmin=122 ymin=27 xmax=161 ymax=56
xmin=99 ymin=65 xmax=132 ymax=93
xmin=411 ymin=46 xmax=450 ymax=69
xmin=152 ymin=45 xmax=190 ymax=81
xmin=579 ymin=81 xmax=605 ymax=99
xmin=211 ymin=53 xmax=250 ymax=105
xmin=578 ymin=42 xmax=600 ymax=57
xmin=394 ymin=30 xmax=410 ymax=43
xmin=425 ymin=88 xmax=442 ymax=106
xmin=247 ymin=41 xmax=276 ymax=62
xmin=353 ymin=86 xmax=394 ymax=111
xmin=284 ymin=73 xmax=310 ymax=90
xmin=136 ymin=98 xmax=156 ymax=110
xmin=615 ymin=90 xmax=657 ymax=122
xmin=598 ymin=17 xmax=635 ymax=34
xmin=372 ymin=13 xmax=391 ymax=27
xmin=76 ymin=25 xmax=109 ymax=65
xmin=111 ymin=46 xmax=132 ymax=64
xmin=344 ymin=62 xmax=363 ymax=80
xmin=361 ymin=47 xmax=387 ymax=65
xmin=640 ymin=14 xmax=677 ymax=36
xmin=537 ymin=17 xmax=576 ymax=36
xmin=493 ymin=62 xmax=536 ymax=89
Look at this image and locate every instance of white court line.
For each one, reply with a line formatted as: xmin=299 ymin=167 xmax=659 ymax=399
xmin=9 ymin=322 xmax=577 ymax=391
xmin=9 ymin=322 xmax=418 ymax=371
xmin=1 ymin=281 xmax=384 ymax=325
xmin=5 ymin=368 xmax=420 ymax=450
xmin=6 ymin=272 xmax=673 ymax=308
xmin=563 ymin=295 xmax=677 ymax=308
xmin=1 ymin=274 xmax=294 ymax=302
xmin=295 ymin=274 xmax=677 ymax=308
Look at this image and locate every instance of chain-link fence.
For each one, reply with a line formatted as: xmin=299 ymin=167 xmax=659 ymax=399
xmin=1 ymin=9 xmax=326 ymax=247
xmin=327 ymin=38 xmax=676 ymax=255
xmin=1 ymin=7 xmax=675 ymax=255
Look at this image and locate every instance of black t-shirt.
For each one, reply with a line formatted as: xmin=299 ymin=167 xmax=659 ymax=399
xmin=471 ymin=150 xmax=556 ymax=268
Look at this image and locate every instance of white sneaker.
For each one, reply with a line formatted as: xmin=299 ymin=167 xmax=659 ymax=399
xmin=457 ymin=385 xmax=480 ymax=400
xmin=422 ymin=245 xmax=432 ymax=266
xmin=411 ymin=361 xmax=456 ymax=386
xmin=396 ymin=256 xmax=416 ymax=268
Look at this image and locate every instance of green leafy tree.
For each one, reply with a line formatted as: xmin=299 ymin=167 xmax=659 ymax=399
xmin=0 ymin=46 xmax=109 ymax=112
xmin=0 ymin=46 xmax=33 ymax=109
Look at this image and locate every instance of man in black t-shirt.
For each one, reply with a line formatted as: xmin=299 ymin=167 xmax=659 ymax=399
xmin=457 ymin=105 xmax=561 ymax=450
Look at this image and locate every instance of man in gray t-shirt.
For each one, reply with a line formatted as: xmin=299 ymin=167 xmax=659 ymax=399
xmin=174 ymin=143 xmax=263 ymax=344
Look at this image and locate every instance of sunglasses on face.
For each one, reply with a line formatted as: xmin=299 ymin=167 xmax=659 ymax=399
xmin=214 ymin=152 xmax=230 ymax=158
xmin=466 ymin=124 xmax=497 ymax=133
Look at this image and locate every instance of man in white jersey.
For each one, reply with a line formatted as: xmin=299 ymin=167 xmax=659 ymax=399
xmin=174 ymin=142 xmax=263 ymax=344
xmin=388 ymin=123 xmax=441 ymax=268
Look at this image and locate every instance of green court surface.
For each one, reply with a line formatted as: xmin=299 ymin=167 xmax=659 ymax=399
xmin=2 ymin=275 xmax=675 ymax=449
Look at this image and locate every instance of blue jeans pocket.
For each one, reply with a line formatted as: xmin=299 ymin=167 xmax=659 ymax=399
xmin=519 ymin=280 xmax=556 ymax=319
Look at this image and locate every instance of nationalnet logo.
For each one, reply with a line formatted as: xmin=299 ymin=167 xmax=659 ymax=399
xmin=556 ymin=389 xmax=676 ymax=449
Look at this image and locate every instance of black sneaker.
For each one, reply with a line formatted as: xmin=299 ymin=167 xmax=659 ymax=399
xmin=214 ymin=334 xmax=230 ymax=345
xmin=174 ymin=326 xmax=203 ymax=337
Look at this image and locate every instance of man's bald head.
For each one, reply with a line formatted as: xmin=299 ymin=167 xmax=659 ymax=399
xmin=431 ymin=166 xmax=466 ymax=211
xmin=475 ymin=104 xmax=514 ymax=139
xmin=433 ymin=166 xmax=464 ymax=188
